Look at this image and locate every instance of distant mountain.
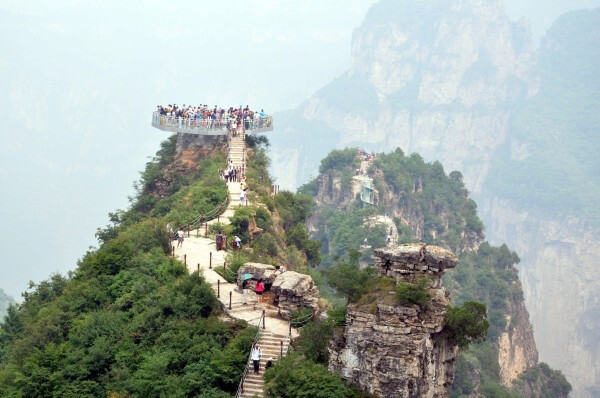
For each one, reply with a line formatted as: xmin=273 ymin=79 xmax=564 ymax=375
xmin=270 ymin=2 xmax=600 ymax=396
xmin=0 ymin=288 xmax=14 ymax=320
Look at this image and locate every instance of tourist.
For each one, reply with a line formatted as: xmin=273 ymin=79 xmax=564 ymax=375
xmin=239 ymin=189 xmax=246 ymax=206
xmin=177 ymin=227 xmax=185 ymax=248
xmin=251 ymin=344 xmax=262 ymax=374
xmin=265 ymin=357 xmax=273 ymax=370
xmin=216 ymin=232 xmax=223 ymax=251
xmin=255 ymin=279 xmax=264 ymax=304
xmin=234 ymin=235 xmax=242 ymax=249
xmin=242 ymin=278 xmax=249 ymax=305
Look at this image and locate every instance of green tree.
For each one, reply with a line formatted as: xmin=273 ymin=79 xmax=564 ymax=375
xmin=395 ymin=277 xmax=432 ymax=308
xmin=264 ymin=353 xmax=353 ymax=398
xmin=444 ymin=302 xmax=489 ymax=349
xmin=325 ymin=251 xmax=375 ymax=303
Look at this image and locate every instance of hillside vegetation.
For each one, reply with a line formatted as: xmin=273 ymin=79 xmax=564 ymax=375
xmin=0 ymin=137 xmax=253 ymax=398
xmin=304 ymin=147 xmax=570 ymax=397
xmin=486 ymin=9 xmax=600 ymax=226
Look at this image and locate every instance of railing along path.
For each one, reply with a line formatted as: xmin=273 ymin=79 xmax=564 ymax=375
xmin=152 ymin=112 xmax=273 ymax=135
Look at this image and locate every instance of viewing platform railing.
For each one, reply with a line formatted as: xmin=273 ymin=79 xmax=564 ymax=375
xmin=151 ymin=112 xmax=273 ymax=135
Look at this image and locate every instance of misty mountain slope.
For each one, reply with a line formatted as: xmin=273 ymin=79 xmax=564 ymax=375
xmin=481 ymin=9 xmax=600 ymax=398
xmin=271 ymin=0 xmax=535 ymax=192
xmin=486 ymin=8 xmax=600 ymax=224
xmin=270 ymin=1 xmax=600 ymax=396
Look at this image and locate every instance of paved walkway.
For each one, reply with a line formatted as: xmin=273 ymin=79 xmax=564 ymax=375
xmin=174 ymin=131 xmax=293 ymax=397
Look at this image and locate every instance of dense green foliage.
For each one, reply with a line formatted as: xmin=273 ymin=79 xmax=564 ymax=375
xmin=310 ymin=148 xmax=483 ymax=266
xmin=324 ymin=251 xmax=376 ymax=303
xmin=263 ymin=353 xmax=373 ymax=398
xmin=375 ymin=149 xmax=483 ymax=251
xmin=0 ymin=137 xmax=256 ymax=397
xmin=445 ymin=243 xmax=521 ymax=341
xmin=293 ymin=318 xmax=336 ymax=365
xmin=512 ymin=362 xmax=571 ymax=398
xmin=318 ymin=148 xmax=360 ymax=174
xmin=486 ymin=9 xmax=600 ymax=225
xmin=395 ymin=278 xmax=432 ymax=308
xmin=96 ymin=136 xmax=228 ymax=243
xmin=444 ymin=243 xmax=567 ymax=397
xmin=0 ymin=227 xmax=254 ymax=397
xmin=443 ymin=302 xmax=489 ymax=349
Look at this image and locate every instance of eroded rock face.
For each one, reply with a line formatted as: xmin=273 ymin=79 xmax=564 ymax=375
xmin=271 ymin=271 xmax=320 ymax=320
xmin=373 ymin=243 xmax=458 ymax=288
xmin=236 ymin=262 xmax=277 ymax=288
xmin=498 ymin=296 xmax=538 ymax=385
xmin=329 ymin=244 xmax=459 ymax=398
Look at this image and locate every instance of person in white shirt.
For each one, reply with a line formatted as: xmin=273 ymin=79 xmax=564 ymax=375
xmin=239 ymin=189 xmax=246 ymax=206
xmin=251 ymin=345 xmax=262 ymax=374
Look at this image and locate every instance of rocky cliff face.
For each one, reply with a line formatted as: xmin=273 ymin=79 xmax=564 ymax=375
xmin=497 ymin=289 xmax=538 ymax=385
xmin=484 ymin=198 xmax=600 ymax=395
xmin=329 ymin=244 xmax=459 ymax=398
xmin=272 ymin=0 xmax=535 ymax=192
xmin=272 ymin=1 xmax=598 ymax=395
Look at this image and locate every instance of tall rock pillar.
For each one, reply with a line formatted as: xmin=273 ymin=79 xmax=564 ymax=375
xmin=329 ymin=244 xmax=459 ymax=398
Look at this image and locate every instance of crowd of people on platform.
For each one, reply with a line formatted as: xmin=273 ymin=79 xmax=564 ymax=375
xmin=156 ymin=104 xmax=270 ymax=132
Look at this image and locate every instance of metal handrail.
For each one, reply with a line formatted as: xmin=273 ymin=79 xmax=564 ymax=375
xmin=288 ymin=309 xmax=317 ymax=336
xmin=152 ymin=112 xmax=273 ymax=134
xmin=235 ymin=311 xmax=265 ymax=398
xmin=188 ymin=195 xmax=230 ymax=230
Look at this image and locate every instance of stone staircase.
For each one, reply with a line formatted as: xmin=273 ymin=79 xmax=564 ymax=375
xmin=175 ymin=129 xmax=295 ymax=398
xmin=239 ymin=332 xmax=291 ymax=398
xmin=228 ymin=132 xmax=246 ymax=171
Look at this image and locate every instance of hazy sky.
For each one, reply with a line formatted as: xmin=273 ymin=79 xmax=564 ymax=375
xmin=1 ymin=0 xmax=599 ymax=300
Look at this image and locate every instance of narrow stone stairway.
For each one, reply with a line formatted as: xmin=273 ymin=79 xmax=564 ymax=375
xmin=239 ymin=332 xmax=291 ymax=398
xmin=176 ymin=130 xmax=295 ymax=398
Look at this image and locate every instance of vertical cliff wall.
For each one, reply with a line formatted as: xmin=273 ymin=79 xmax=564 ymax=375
xmin=329 ymin=244 xmax=459 ymax=398
xmin=272 ymin=2 xmax=599 ymax=394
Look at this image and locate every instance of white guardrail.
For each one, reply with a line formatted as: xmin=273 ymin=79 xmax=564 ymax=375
xmin=151 ymin=112 xmax=273 ymax=135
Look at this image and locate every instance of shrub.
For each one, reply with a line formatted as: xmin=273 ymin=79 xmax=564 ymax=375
xmin=229 ymin=207 xmax=255 ymax=242
xmin=325 ymin=253 xmax=376 ymax=303
xmin=285 ymin=224 xmax=322 ymax=266
xmin=319 ymin=148 xmax=359 ymax=174
xmin=295 ymin=319 xmax=335 ymax=364
xmin=264 ymin=353 xmax=353 ymax=398
xmin=290 ymin=306 xmax=314 ymax=328
xmin=208 ymin=222 xmax=228 ymax=235
xmin=254 ymin=207 xmax=272 ymax=230
xmin=443 ymin=301 xmax=489 ymax=348
xmin=395 ymin=277 xmax=432 ymax=308
xmin=253 ymin=232 xmax=279 ymax=258
xmin=327 ymin=305 xmax=347 ymax=327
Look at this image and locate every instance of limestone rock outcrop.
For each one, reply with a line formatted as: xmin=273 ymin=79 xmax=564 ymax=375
xmin=329 ymin=244 xmax=459 ymax=398
xmin=270 ymin=271 xmax=320 ymax=320
xmin=236 ymin=262 xmax=277 ymax=289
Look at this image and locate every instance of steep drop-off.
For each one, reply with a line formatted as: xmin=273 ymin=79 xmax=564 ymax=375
xmin=329 ymin=244 xmax=460 ymax=398
xmin=271 ymin=1 xmax=599 ymax=395
xmin=307 ymin=148 xmax=569 ymax=396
